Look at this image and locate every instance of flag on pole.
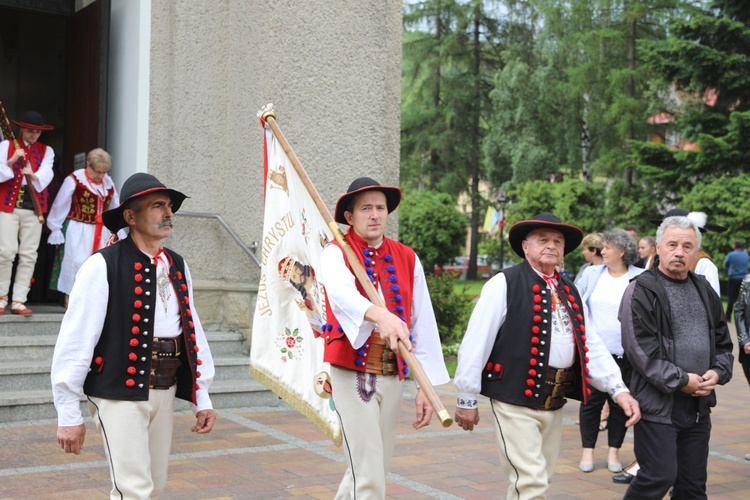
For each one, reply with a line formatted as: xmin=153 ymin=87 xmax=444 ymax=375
xmin=250 ymin=111 xmax=341 ymax=445
xmin=482 ymin=206 xmax=501 ymax=234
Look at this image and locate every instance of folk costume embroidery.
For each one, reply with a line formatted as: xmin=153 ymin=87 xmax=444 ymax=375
xmin=321 ymin=227 xmax=416 ymax=379
xmin=356 ymin=372 xmax=377 ymax=402
xmin=153 ymin=249 xmax=172 ymax=314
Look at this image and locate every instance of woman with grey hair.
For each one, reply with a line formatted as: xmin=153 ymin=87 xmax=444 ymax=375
xmin=575 ymin=229 xmax=645 ymax=473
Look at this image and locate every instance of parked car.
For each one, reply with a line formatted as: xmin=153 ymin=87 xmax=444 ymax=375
xmin=435 ymin=255 xmax=495 ymax=279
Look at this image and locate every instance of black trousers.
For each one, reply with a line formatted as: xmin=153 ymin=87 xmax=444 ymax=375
xmin=579 ymin=356 xmax=628 ymax=449
xmin=623 ymin=396 xmax=711 ymax=500
xmin=739 ymin=348 xmax=750 ymax=387
xmin=726 ymin=278 xmax=743 ymax=321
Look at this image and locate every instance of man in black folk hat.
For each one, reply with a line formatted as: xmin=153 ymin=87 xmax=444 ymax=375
xmin=453 ymin=212 xmax=641 ymax=499
xmin=0 ymin=111 xmax=55 ymax=315
xmin=51 ymin=172 xmax=216 ymax=499
xmin=317 ymin=177 xmax=449 ymax=499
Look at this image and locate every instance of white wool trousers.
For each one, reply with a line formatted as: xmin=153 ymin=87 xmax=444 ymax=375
xmin=490 ymin=399 xmax=564 ymax=500
xmin=88 ymin=386 xmax=176 ymax=500
xmin=330 ymin=365 xmax=404 ymax=500
xmin=0 ymin=208 xmax=42 ymax=303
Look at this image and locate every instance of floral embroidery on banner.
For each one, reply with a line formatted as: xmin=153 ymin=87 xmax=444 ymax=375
xmin=276 ymin=327 xmax=304 ymax=362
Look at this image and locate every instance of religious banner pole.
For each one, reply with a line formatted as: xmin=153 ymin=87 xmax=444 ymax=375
xmin=0 ymin=96 xmax=44 ymax=223
xmin=261 ymin=107 xmax=452 ymax=428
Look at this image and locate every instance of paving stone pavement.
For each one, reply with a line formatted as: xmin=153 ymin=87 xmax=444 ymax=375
xmin=2 ymin=331 xmax=749 ymax=499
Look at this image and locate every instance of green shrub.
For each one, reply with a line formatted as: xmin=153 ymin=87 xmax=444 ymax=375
xmin=426 ymin=273 xmax=475 ymax=344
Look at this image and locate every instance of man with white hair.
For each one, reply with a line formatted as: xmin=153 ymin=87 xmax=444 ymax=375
xmin=620 ymin=215 xmax=733 ymax=499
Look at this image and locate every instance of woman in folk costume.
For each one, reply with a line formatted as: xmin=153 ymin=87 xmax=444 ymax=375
xmin=47 ymin=148 xmax=119 ymax=295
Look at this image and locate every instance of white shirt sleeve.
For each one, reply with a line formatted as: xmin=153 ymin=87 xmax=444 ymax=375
xmin=185 ymin=261 xmax=214 ymax=412
xmin=50 ymin=254 xmax=109 ymax=426
xmin=30 ymin=144 xmax=54 ymax=191
xmin=0 ymin=141 xmax=55 ymax=188
xmin=695 ymin=258 xmax=721 ymax=297
xmin=318 ymin=244 xmax=378 ymax=349
xmin=582 ymin=324 xmax=629 ymax=398
xmin=0 ymin=140 xmax=13 ymax=182
xmin=453 ymin=273 xmax=508 ymax=408
xmin=46 ymin=175 xmax=75 ymax=239
xmin=108 ymin=176 xmax=120 ymax=209
xmin=409 ymin=254 xmax=450 ymax=386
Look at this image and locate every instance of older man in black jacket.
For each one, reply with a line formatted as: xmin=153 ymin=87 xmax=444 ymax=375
xmin=620 ymin=215 xmax=733 ymax=499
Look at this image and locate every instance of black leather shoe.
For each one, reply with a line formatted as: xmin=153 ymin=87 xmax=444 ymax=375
xmin=612 ymin=472 xmax=634 ymax=484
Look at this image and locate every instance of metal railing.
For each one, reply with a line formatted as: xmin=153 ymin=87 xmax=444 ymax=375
xmin=178 ymin=211 xmax=261 ymax=268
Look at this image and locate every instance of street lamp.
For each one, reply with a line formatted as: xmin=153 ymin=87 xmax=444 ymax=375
xmin=496 ymin=194 xmax=508 ymax=270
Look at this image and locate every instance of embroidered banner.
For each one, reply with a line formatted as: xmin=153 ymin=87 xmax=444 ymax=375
xmin=249 ymin=111 xmax=340 ymax=445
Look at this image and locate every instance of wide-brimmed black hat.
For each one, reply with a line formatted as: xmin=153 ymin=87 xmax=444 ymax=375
xmin=508 ymin=212 xmax=584 ymax=258
xmin=649 ymin=208 xmax=727 ymax=233
xmin=12 ymin=111 xmax=54 ymax=131
xmin=102 ymin=173 xmax=188 ymax=232
xmin=334 ymin=177 xmax=401 ymax=225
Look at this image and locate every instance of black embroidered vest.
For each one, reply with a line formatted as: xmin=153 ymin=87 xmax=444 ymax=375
xmin=480 ymin=260 xmax=591 ymax=408
xmin=82 ymin=236 xmax=203 ymax=403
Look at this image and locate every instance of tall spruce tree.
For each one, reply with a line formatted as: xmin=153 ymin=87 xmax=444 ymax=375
xmin=483 ymin=0 xmax=678 ymax=187
xmin=402 ymin=0 xmax=503 ymax=279
xmin=633 ymin=0 xmax=750 ymax=202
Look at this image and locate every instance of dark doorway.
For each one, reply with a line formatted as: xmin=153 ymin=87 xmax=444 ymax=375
xmin=0 ymin=0 xmax=109 ymax=304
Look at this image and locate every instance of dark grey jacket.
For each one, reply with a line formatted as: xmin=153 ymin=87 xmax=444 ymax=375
xmin=619 ymin=269 xmax=733 ymax=424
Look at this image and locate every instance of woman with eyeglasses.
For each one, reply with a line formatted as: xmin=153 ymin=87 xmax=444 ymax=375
xmin=47 ymin=148 xmax=120 ymax=297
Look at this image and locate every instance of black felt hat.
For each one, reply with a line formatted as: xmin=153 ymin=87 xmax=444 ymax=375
xmin=508 ymin=212 xmax=584 ymax=258
xmin=102 ymin=173 xmax=188 ymax=232
xmin=12 ymin=111 xmax=54 ymax=131
xmin=649 ymin=208 xmax=727 ymax=233
xmin=334 ymin=177 xmax=401 ymax=225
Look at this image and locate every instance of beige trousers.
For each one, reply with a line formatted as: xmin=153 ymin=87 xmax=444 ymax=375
xmin=0 ymin=209 xmax=42 ymax=303
xmin=88 ymin=386 xmax=176 ymax=500
xmin=330 ymin=365 xmax=404 ymax=500
xmin=490 ymin=399 xmax=564 ymax=500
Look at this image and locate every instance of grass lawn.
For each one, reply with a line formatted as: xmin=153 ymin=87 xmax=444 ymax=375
xmin=451 ymin=279 xmax=485 ymax=298
xmin=445 ymin=357 xmax=458 ymax=378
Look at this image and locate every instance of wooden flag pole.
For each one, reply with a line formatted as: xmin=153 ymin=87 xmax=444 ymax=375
xmin=261 ymin=108 xmax=452 ymax=428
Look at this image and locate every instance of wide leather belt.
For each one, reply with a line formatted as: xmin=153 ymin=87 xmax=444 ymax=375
xmin=150 ymin=336 xmax=182 ymax=389
xmin=365 ymin=335 xmax=398 ymax=376
xmin=542 ymin=366 xmax=575 ymax=411
xmin=16 ymin=186 xmax=34 ymax=210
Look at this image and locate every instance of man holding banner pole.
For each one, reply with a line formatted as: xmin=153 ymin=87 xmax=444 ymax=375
xmin=0 ymin=110 xmax=55 ymax=316
xmin=318 ymin=177 xmax=450 ymax=499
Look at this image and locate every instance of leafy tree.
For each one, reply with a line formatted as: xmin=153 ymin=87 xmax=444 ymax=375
xmin=681 ymin=174 xmax=750 ymax=279
xmin=399 ymin=190 xmax=468 ymax=272
xmin=402 ymin=0 xmax=504 ymax=279
xmin=634 ymin=0 xmax=750 ymax=199
xmin=425 ymin=273 xmax=475 ymax=343
xmin=504 ymin=178 xmax=609 ymax=274
xmin=602 ymin=179 xmax=660 ymax=234
xmin=483 ymin=0 xmax=678 ymax=186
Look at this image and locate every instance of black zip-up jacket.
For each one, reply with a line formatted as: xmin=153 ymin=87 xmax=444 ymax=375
xmin=733 ymin=274 xmax=750 ymax=349
xmin=619 ymin=268 xmax=733 ymax=424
